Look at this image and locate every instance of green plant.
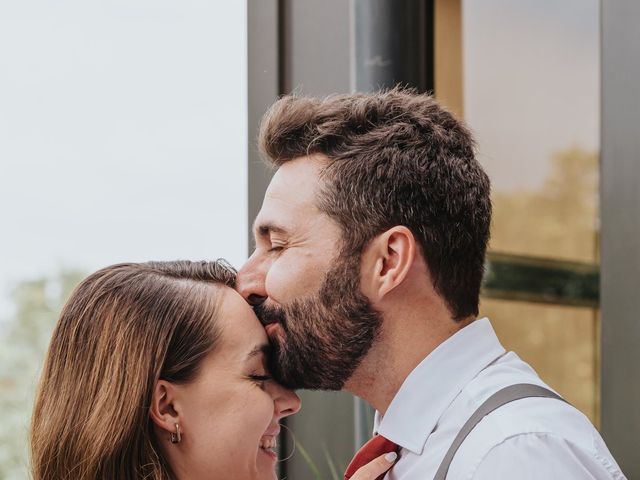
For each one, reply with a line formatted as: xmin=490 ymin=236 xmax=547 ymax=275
xmin=0 ymin=269 xmax=84 ymax=479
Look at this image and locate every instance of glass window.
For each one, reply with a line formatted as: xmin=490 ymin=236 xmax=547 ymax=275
xmin=463 ymin=0 xmax=600 ymax=263
xmin=481 ymin=298 xmax=599 ymax=425
xmin=460 ymin=0 xmax=601 ymax=422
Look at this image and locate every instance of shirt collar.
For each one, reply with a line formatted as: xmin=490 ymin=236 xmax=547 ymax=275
xmin=373 ymin=317 xmax=506 ymax=455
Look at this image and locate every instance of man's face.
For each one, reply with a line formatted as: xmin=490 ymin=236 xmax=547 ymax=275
xmin=236 ymin=155 xmax=382 ymax=390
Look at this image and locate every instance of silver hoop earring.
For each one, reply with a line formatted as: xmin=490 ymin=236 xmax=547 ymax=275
xmin=170 ymin=423 xmax=182 ymax=444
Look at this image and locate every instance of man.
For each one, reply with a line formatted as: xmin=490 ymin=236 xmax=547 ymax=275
xmin=236 ymin=89 xmax=625 ymax=479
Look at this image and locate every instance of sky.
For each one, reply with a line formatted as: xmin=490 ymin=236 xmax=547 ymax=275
xmin=0 ymin=0 xmax=247 ymax=321
xmin=463 ymin=0 xmax=600 ymax=191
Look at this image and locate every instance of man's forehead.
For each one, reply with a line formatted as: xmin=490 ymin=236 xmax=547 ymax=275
xmin=260 ymin=155 xmax=326 ymax=214
xmin=269 ymin=155 xmax=326 ymax=193
xmin=253 ymin=192 xmax=316 ymax=236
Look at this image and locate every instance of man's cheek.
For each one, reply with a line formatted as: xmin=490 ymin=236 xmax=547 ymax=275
xmin=264 ymin=266 xmax=287 ymax=302
xmin=265 ymin=263 xmax=302 ymax=300
xmin=267 ymin=260 xmax=325 ymax=300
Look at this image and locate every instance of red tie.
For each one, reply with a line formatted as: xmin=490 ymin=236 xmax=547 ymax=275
xmin=344 ymin=434 xmax=399 ymax=480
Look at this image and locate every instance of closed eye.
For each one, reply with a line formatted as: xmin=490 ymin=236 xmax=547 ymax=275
xmin=248 ymin=374 xmax=272 ymax=389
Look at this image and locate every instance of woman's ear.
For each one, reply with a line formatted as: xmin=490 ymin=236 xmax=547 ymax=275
xmin=361 ymin=226 xmax=416 ymax=302
xmin=149 ymin=380 xmax=180 ymax=436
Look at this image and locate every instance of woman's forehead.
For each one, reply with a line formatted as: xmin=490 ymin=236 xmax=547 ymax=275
xmin=216 ymin=289 xmax=268 ymax=358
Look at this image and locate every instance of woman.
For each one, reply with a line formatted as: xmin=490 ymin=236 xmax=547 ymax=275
xmin=30 ymin=260 xmax=394 ymax=479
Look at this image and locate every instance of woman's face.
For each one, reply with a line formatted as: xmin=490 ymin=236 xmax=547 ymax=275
xmin=167 ymin=289 xmax=301 ymax=480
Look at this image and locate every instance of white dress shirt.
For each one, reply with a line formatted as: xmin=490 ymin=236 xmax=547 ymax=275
xmin=374 ymin=318 xmax=626 ymax=479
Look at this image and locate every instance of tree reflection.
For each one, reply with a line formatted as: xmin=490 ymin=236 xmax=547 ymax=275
xmin=484 ymin=145 xmax=600 ymax=424
xmin=491 ymin=146 xmax=599 ymax=263
xmin=0 ymin=270 xmax=84 ymax=479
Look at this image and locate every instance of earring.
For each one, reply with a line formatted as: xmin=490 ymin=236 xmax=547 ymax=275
xmin=170 ymin=423 xmax=182 ymax=444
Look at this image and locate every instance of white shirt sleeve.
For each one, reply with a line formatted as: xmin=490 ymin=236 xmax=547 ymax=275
xmin=469 ymin=433 xmax=627 ymax=480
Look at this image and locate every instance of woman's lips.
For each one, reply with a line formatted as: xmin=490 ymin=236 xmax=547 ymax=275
xmin=259 ymin=433 xmax=279 ymax=461
xmin=259 ymin=446 xmax=277 ymax=461
xmin=263 ymin=426 xmax=281 ymax=437
xmin=259 ymin=426 xmax=281 ymax=450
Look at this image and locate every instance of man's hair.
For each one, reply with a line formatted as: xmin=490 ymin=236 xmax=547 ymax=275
xmin=258 ymin=88 xmax=491 ymax=320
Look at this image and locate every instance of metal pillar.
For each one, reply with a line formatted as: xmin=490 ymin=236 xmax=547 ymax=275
xmin=352 ymin=0 xmax=432 ymax=92
xmin=351 ymin=0 xmax=433 ymax=450
xmin=248 ymin=0 xmax=434 ymax=475
xmin=601 ymin=0 xmax=640 ymax=476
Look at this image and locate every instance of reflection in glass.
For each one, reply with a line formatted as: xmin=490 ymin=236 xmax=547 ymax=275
xmin=491 ymin=146 xmax=598 ymax=263
xmin=462 ymin=0 xmax=600 ymax=263
xmin=481 ymin=298 xmax=599 ymax=425
xmin=462 ymin=0 xmax=601 ymax=427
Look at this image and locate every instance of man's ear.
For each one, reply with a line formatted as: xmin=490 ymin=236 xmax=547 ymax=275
xmin=149 ymin=380 xmax=181 ymax=437
xmin=361 ymin=226 xmax=416 ymax=302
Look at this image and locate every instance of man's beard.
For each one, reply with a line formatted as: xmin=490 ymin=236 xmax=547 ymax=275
xmin=253 ymin=252 xmax=383 ymax=390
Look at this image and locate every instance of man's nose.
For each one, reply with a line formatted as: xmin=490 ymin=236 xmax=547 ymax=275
xmin=236 ymin=253 xmax=268 ymax=306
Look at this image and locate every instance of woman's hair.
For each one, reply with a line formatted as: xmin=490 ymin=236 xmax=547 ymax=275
xmin=30 ymin=260 xmax=236 ymax=480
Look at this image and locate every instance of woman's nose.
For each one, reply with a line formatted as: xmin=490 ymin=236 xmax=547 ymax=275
xmin=271 ymin=383 xmax=302 ymax=420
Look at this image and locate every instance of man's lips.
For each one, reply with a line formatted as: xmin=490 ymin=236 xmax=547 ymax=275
xmin=265 ymin=323 xmax=280 ymax=336
xmin=254 ymin=304 xmax=282 ymax=336
xmin=259 ymin=317 xmax=278 ymax=327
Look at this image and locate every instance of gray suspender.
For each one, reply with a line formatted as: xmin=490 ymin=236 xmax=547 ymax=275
xmin=433 ymin=383 xmax=567 ymax=480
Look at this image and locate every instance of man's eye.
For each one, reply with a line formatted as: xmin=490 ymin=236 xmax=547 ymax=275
xmin=268 ymin=246 xmax=284 ymax=253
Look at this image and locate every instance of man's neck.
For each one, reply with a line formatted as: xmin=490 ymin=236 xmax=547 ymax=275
xmin=344 ymin=301 xmax=474 ymax=416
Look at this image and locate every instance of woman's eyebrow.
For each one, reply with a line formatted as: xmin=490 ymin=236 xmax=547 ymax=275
xmin=245 ymin=343 xmax=272 ymax=361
